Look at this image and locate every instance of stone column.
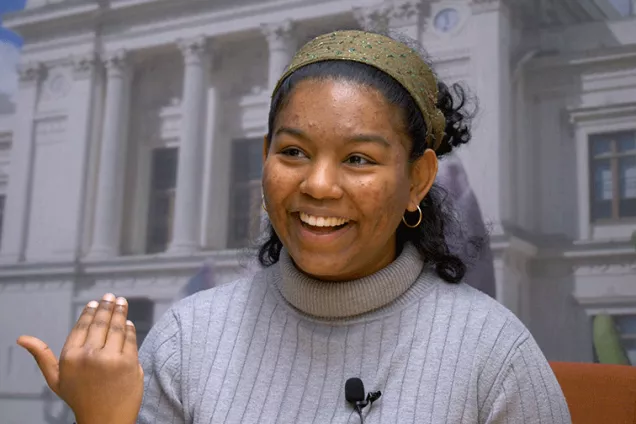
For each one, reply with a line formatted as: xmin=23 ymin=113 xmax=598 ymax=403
xmin=199 ymin=80 xmax=221 ymax=248
xmin=55 ymin=54 xmax=99 ymax=260
xmin=0 ymin=62 xmax=44 ymax=263
xmin=464 ymin=0 xmax=513 ymax=236
xmin=258 ymin=22 xmax=297 ymax=232
xmin=86 ymin=50 xmax=130 ymax=259
xmin=492 ymin=237 xmax=536 ymax=322
xmin=167 ymin=36 xmax=209 ymax=255
xmin=261 ymin=20 xmax=297 ymax=92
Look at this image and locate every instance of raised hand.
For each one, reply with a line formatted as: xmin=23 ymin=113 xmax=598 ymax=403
xmin=17 ymin=293 xmax=144 ymax=424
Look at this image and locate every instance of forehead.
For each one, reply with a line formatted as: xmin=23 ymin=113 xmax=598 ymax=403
xmin=275 ymin=79 xmax=407 ymax=139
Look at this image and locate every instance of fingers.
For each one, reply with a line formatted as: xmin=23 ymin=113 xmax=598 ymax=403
xmin=65 ymin=300 xmax=99 ymax=349
xmin=123 ymin=320 xmax=139 ymax=356
xmin=84 ymin=293 xmax=116 ymax=349
xmin=103 ymin=297 xmax=129 ymax=353
xmin=16 ymin=335 xmax=60 ymax=395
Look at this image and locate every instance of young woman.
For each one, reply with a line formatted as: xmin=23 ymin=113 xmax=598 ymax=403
xmin=18 ymin=30 xmax=570 ymax=424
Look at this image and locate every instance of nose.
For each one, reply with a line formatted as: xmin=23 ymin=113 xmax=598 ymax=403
xmin=299 ymin=159 xmax=344 ymax=200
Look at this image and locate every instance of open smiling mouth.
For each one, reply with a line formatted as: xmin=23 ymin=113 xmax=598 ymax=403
xmin=297 ymin=212 xmax=352 ymax=234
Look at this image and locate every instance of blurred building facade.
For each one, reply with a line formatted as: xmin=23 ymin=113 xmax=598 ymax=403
xmin=0 ymin=0 xmax=635 ymax=422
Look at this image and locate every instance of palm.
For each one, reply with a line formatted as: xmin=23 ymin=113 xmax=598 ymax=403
xmin=17 ymin=294 xmax=143 ymax=424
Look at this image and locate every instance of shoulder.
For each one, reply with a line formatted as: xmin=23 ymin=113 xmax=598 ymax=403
xmin=438 ymin=280 xmax=526 ymax=330
xmin=432 ymin=280 xmax=533 ymax=363
xmin=176 ymin=275 xmax=255 ymax=310
xmin=434 ymin=283 xmax=567 ymax=418
xmin=139 ymin=272 xmax=264 ymax=352
xmin=170 ymin=271 xmax=266 ymax=328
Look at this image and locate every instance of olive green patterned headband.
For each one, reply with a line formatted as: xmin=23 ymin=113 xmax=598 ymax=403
xmin=273 ymin=30 xmax=446 ymax=151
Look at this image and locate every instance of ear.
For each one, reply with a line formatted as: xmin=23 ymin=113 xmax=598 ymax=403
xmin=407 ymin=149 xmax=438 ymax=212
xmin=262 ymin=134 xmax=269 ymax=163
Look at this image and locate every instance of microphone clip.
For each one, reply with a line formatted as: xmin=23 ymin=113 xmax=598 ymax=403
xmin=354 ymin=390 xmax=382 ymax=411
xmin=367 ymin=391 xmax=382 ymax=403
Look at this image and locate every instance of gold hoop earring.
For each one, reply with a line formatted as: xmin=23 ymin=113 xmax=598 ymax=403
xmin=402 ymin=205 xmax=422 ymax=229
xmin=261 ymin=195 xmax=268 ymax=212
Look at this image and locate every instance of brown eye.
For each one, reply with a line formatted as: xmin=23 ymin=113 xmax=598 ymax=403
xmin=345 ymin=155 xmax=373 ymax=166
xmin=281 ymin=147 xmax=307 ymax=158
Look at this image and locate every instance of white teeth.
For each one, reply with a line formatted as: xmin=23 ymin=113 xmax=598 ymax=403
xmin=299 ymin=212 xmax=349 ymax=227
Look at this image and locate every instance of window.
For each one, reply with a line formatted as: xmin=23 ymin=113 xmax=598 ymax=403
xmin=608 ymin=0 xmax=633 ymax=16
xmin=127 ymin=298 xmax=155 ymax=348
xmin=227 ymin=138 xmax=263 ymax=248
xmin=145 ymin=147 xmax=178 ymax=253
xmin=615 ymin=315 xmax=636 ymax=365
xmin=589 ymin=131 xmax=636 ymax=221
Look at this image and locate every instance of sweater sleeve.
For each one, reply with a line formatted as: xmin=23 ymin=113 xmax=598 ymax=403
xmin=481 ymin=336 xmax=571 ymax=424
xmin=136 ymin=308 xmax=186 ymax=424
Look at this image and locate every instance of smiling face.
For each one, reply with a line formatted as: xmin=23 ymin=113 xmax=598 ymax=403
xmin=262 ymin=78 xmax=437 ymax=281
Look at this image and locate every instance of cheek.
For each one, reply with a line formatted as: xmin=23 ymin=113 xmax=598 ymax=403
xmin=262 ymin=160 xmax=298 ymax=215
xmin=353 ymin=170 xmax=411 ymax=229
xmin=261 ymin=162 xmax=278 ymax=194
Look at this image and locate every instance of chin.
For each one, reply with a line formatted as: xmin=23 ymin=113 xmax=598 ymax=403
xmin=291 ymin=252 xmax=357 ymax=281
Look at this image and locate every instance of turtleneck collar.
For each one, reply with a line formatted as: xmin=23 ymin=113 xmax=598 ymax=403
xmin=274 ymin=244 xmax=426 ymax=319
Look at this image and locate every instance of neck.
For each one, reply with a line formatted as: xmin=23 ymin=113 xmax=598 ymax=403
xmin=273 ymin=243 xmax=425 ymax=319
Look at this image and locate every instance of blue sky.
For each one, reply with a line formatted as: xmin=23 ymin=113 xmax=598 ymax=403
xmin=0 ymin=0 xmax=26 ymax=47
xmin=0 ymin=0 xmax=25 ymax=97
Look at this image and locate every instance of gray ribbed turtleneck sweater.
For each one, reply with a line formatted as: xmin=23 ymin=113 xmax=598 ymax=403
xmin=137 ymin=245 xmax=570 ymax=423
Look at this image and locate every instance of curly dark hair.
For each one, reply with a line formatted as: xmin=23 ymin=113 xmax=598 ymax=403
xmin=257 ymin=32 xmax=480 ymax=284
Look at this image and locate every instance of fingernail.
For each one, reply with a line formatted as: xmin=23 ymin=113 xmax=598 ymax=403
xmin=116 ymin=297 xmax=127 ymax=306
xmin=126 ymin=320 xmax=134 ymax=326
xmin=102 ymin=293 xmax=116 ymax=302
xmin=87 ymin=300 xmax=99 ymax=308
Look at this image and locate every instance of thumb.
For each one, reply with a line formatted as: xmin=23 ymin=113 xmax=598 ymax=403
xmin=17 ymin=335 xmax=60 ymax=395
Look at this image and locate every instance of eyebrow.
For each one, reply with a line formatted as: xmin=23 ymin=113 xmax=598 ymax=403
xmin=275 ymin=127 xmax=391 ymax=148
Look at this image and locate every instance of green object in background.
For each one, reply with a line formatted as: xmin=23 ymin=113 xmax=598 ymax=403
xmin=593 ymin=314 xmax=631 ymax=365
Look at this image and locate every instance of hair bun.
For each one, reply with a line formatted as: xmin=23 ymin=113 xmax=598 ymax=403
xmin=435 ymin=82 xmax=476 ymax=156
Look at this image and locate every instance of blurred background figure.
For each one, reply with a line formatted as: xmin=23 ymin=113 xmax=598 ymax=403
xmin=180 ymin=262 xmax=217 ymax=299
xmin=437 ymin=155 xmax=496 ymax=298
